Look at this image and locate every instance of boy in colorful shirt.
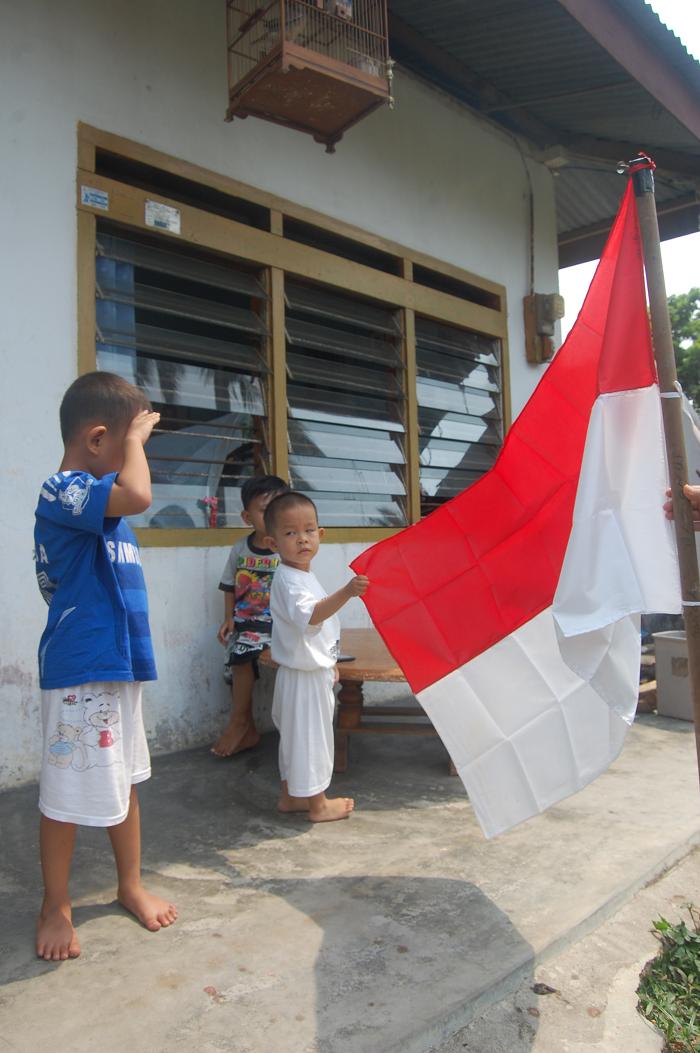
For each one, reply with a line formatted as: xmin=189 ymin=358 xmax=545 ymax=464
xmin=212 ymin=475 xmax=288 ymax=756
xmin=34 ymin=371 xmax=177 ymax=961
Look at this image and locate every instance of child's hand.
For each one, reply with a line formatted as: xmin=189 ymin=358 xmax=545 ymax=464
xmin=217 ymin=617 xmax=235 ymax=645
xmin=126 ymin=410 xmax=161 ymax=446
xmin=347 ymin=574 xmax=369 ymax=597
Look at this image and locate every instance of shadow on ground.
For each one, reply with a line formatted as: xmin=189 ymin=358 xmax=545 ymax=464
xmin=0 ymin=733 xmax=537 ymax=1053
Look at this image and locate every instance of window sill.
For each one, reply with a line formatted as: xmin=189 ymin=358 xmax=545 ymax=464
xmin=134 ymin=526 xmax=403 ymax=547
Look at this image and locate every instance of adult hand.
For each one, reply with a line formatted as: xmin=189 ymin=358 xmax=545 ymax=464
xmin=664 ymin=484 xmax=700 ymax=529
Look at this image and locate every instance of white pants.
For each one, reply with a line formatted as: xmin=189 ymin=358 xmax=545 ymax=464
xmin=272 ymin=666 xmax=335 ymax=797
xmin=39 ymin=681 xmax=150 ymax=827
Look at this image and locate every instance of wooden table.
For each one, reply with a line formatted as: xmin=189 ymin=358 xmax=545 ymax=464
xmin=333 ymin=628 xmax=454 ymax=774
xmin=261 ymin=627 xmax=454 ymax=774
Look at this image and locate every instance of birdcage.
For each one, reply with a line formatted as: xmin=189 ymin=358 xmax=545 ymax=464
xmin=226 ymin=1 xmax=392 ymax=151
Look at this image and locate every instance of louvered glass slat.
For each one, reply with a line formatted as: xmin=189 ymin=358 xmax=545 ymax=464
xmin=95 ymin=224 xmax=271 ymax=529
xmin=417 ymin=378 xmax=500 ymax=417
xmin=288 ymin=419 xmax=405 ymax=465
xmin=288 ymin=384 xmax=404 ymax=433
xmin=417 ymin=317 xmax=500 ymax=366
xmin=416 ymin=317 xmax=503 ymax=515
xmin=130 ymin=487 xmax=249 ymax=529
xmin=286 ymin=317 xmax=399 ymax=367
xmin=289 ymin=457 xmax=406 ymax=497
xmin=96 ymin=346 xmax=264 ymax=415
xmin=417 ymin=347 xmax=500 ymax=389
xmin=98 ymin=233 xmax=267 ymax=298
xmin=420 ymin=467 xmax=485 ymax=516
xmin=287 ymin=350 xmax=402 ymax=397
xmin=285 ymin=280 xmax=399 ymax=335
xmin=98 ymin=277 xmax=267 ymax=336
xmin=419 ymin=438 xmax=498 ymax=472
xmin=98 ymin=321 xmax=267 ymax=373
xmin=418 ymin=411 xmax=502 ymax=446
xmin=305 ymin=493 xmax=406 ymax=528
xmin=286 ymin=280 xmax=407 ymax=527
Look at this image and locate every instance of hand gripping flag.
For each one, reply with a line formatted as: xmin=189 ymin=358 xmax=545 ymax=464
xmin=351 ymin=181 xmax=682 ymax=838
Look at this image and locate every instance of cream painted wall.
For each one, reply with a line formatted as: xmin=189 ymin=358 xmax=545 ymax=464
xmin=0 ymin=0 xmax=559 ymax=788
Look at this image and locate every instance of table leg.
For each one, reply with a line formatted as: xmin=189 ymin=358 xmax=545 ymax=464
xmin=334 ymin=730 xmax=349 ymax=773
xmin=337 ymin=679 xmax=364 ymax=729
xmin=334 ymin=678 xmax=364 ymax=774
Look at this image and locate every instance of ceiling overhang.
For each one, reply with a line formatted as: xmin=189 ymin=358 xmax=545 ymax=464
xmin=388 ymin=0 xmax=700 ymax=265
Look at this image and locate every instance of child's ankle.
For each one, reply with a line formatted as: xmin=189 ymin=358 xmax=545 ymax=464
xmin=116 ymin=877 xmax=144 ymax=897
xmin=40 ymin=895 xmax=72 ymax=915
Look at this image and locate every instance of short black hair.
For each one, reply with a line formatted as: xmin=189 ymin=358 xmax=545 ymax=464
xmin=60 ymin=371 xmax=151 ymax=444
xmin=241 ymin=474 xmax=288 ymax=510
xmin=264 ymin=491 xmax=318 ymax=534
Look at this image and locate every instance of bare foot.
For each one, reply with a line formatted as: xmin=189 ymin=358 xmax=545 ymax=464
xmin=36 ymin=901 xmax=80 ymax=961
xmin=117 ymin=885 xmax=178 ymax=931
xmin=210 ymin=721 xmax=260 ymax=758
xmin=308 ymin=797 xmax=355 ymax=823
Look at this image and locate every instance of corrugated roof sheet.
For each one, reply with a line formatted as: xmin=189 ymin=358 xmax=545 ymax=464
xmin=389 ymin=0 xmax=700 ymax=260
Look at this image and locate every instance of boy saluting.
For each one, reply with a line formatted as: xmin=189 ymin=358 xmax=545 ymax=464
xmin=34 ymin=372 xmax=177 ymax=961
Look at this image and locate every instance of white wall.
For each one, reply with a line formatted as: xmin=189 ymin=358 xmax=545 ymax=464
xmin=0 ymin=0 xmax=559 ymax=788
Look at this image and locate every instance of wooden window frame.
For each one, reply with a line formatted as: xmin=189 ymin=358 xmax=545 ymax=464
xmin=77 ymin=123 xmax=510 ymax=547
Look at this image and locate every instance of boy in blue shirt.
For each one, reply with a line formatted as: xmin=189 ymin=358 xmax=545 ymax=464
xmin=34 ymin=371 xmax=177 ymax=961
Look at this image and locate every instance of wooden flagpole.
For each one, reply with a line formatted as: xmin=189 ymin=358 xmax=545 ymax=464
xmin=629 ymin=154 xmax=700 ymax=782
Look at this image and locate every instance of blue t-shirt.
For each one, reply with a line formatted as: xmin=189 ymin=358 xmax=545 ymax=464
xmin=34 ymin=470 xmax=157 ymax=689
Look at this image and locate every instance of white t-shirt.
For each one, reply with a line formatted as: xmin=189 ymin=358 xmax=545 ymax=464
xmin=270 ymin=564 xmax=339 ymax=671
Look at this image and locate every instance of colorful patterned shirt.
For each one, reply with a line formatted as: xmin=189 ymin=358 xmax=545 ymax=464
xmin=218 ymin=535 xmax=279 ymax=625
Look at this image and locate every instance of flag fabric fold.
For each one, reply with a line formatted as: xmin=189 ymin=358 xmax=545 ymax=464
xmin=351 ymin=181 xmax=682 ymax=838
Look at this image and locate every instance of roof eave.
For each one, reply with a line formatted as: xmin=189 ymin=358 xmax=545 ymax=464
xmin=554 ymin=0 xmax=700 ymax=142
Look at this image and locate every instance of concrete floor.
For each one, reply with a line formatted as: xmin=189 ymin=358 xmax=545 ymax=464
xmin=1 ymin=714 xmax=699 ymax=1053
xmin=434 ymin=845 xmax=700 ymax=1053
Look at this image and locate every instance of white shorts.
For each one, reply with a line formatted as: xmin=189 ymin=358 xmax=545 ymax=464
xmin=272 ymin=666 xmax=336 ymax=798
xmin=39 ymin=681 xmax=151 ymax=827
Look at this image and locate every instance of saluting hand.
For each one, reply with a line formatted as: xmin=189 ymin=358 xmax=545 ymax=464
xmin=126 ymin=410 xmax=161 ymax=446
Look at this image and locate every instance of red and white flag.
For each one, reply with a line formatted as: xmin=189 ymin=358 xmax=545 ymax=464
xmin=352 ymin=181 xmax=681 ymax=838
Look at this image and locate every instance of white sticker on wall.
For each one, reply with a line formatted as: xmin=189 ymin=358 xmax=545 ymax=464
xmin=145 ymin=199 xmax=181 ymax=234
xmin=81 ymin=186 xmax=109 ymax=210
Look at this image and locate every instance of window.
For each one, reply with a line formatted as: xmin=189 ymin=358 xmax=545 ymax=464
xmin=285 ymin=280 xmax=407 ymax=527
xmin=95 ymin=226 xmax=271 ymax=528
xmin=79 ymin=126 xmax=507 ymax=540
xmin=416 ymin=318 xmax=503 ymax=517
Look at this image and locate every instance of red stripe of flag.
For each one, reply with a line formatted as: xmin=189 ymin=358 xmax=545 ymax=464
xmin=351 ymin=182 xmax=655 ymax=694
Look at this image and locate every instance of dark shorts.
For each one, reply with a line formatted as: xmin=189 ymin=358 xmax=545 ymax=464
xmin=224 ymin=621 xmax=272 ymax=683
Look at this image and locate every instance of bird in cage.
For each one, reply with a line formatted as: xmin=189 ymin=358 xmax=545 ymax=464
xmin=326 ymin=1 xmax=353 ymax=20
xmin=250 ymin=6 xmax=309 ymax=54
